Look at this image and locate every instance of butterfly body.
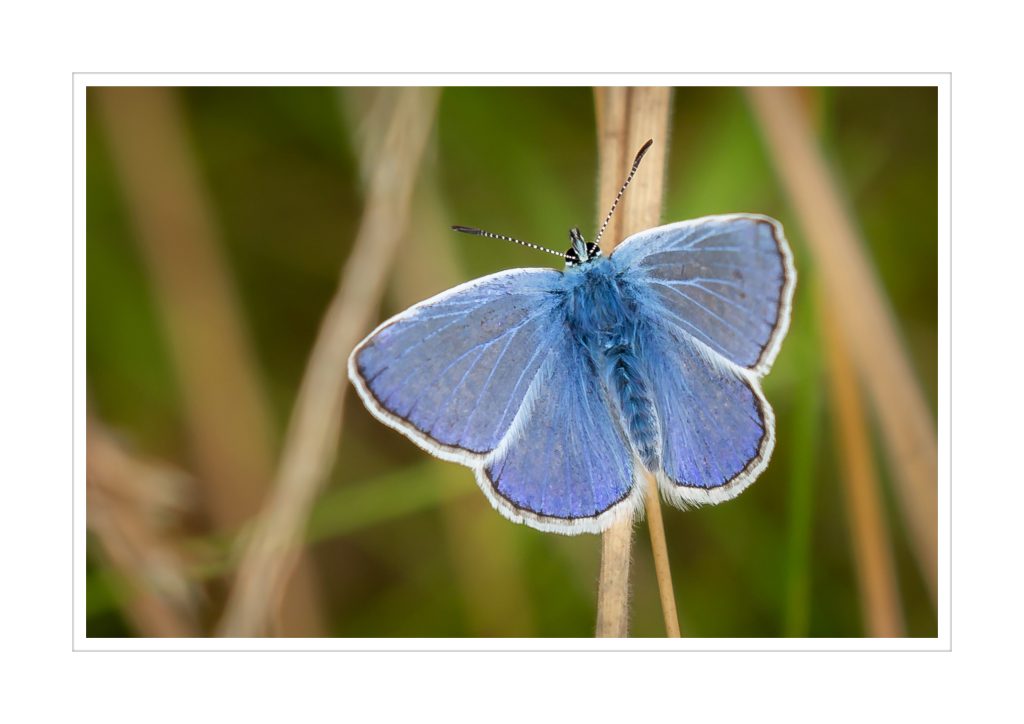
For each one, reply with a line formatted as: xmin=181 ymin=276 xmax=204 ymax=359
xmin=560 ymin=257 xmax=659 ymax=469
xmin=350 ymin=214 xmax=795 ymax=534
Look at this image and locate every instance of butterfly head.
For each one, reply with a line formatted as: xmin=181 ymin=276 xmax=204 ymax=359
xmin=451 ymin=139 xmax=653 ymax=271
xmin=564 ymin=227 xmax=602 ymax=268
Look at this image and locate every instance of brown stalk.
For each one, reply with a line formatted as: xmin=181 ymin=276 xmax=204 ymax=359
xmin=87 ymin=415 xmax=201 ymax=636
xmin=593 ymin=87 xmax=678 ymax=638
xmin=820 ymin=301 xmax=906 ymax=636
xmin=747 ymin=87 xmax=938 ymax=603
xmin=94 ymin=87 xmax=326 ymax=635
xmin=217 ymin=87 xmax=440 ymax=636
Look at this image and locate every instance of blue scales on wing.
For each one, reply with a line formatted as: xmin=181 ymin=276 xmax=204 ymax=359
xmin=641 ymin=321 xmax=773 ymax=504
xmin=480 ymin=333 xmax=637 ymax=525
xmin=350 ymin=269 xmax=565 ymax=461
xmin=351 ymin=265 xmax=640 ymax=530
xmin=607 ymin=214 xmax=793 ymax=505
xmin=613 ymin=215 xmax=794 ymax=373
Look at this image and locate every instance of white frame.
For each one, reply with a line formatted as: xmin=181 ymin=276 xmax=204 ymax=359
xmin=74 ymin=72 xmax=950 ymax=651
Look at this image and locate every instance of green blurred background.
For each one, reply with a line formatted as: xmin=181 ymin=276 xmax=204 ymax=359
xmin=86 ymin=86 xmax=937 ymax=638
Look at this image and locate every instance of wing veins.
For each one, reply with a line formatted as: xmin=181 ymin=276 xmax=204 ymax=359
xmin=381 ymin=307 xmax=549 ymax=411
xmin=666 ymin=278 xmax=767 ymax=318
xmin=453 ymin=322 xmax=522 ymax=446
xmin=420 ymin=340 xmax=493 ymax=432
xmin=651 ymin=280 xmax=752 ymax=339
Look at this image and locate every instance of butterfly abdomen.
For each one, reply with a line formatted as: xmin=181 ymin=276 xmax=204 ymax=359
xmin=604 ymin=341 xmax=659 ymax=469
xmin=564 ymin=260 xmax=661 ymax=470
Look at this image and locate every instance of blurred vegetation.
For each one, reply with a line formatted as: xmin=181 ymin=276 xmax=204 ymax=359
xmin=86 ymin=86 xmax=937 ymax=637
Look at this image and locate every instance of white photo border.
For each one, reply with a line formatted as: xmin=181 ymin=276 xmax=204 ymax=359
xmin=73 ymin=72 xmax=951 ymax=652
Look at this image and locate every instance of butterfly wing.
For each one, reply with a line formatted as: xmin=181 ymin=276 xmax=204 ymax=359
xmin=611 ymin=214 xmax=794 ymax=506
xmin=351 ymin=267 xmax=642 ymax=534
xmin=642 ymin=319 xmax=774 ymax=506
xmin=612 ymin=214 xmax=795 ymax=375
xmin=477 ymin=331 xmax=642 ymax=534
xmin=349 ymin=269 xmax=564 ymax=465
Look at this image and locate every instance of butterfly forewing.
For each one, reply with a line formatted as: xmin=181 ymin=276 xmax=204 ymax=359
xmin=612 ymin=214 xmax=794 ymax=375
xmin=350 ymin=269 xmax=563 ymax=463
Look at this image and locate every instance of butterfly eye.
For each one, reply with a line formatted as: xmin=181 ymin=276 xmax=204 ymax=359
xmin=565 ymin=242 xmax=602 ymax=267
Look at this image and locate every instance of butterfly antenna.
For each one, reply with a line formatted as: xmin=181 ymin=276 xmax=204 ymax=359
xmin=451 ymin=225 xmax=565 ymax=259
xmin=593 ymin=138 xmax=654 ymax=247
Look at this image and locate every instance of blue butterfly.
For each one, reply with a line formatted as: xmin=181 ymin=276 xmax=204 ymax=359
xmin=349 ymin=140 xmax=796 ymax=535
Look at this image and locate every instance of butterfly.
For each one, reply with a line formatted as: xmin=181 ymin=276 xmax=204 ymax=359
xmin=349 ymin=140 xmax=795 ymax=535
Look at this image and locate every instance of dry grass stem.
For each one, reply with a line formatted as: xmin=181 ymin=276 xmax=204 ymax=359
xmin=217 ymin=87 xmax=440 ymax=636
xmin=820 ymin=301 xmax=906 ymax=636
xmin=748 ymin=87 xmax=937 ymax=602
xmin=95 ymin=87 xmax=326 ymax=635
xmin=87 ymin=415 xmax=201 ymax=636
xmin=644 ymin=474 xmax=681 ymax=636
xmin=593 ymin=87 xmax=677 ymax=637
xmin=95 ymin=87 xmax=277 ymax=529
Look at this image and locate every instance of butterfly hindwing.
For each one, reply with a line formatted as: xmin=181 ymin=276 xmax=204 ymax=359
xmin=612 ymin=214 xmax=795 ymax=374
xmin=349 ymin=269 xmax=564 ymax=464
xmin=479 ymin=332 xmax=641 ymax=533
xmin=642 ymin=321 xmax=774 ymax=506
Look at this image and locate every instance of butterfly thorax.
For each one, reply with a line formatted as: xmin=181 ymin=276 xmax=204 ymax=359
xmin=562 ymin=260 xmax=659 ymax=469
